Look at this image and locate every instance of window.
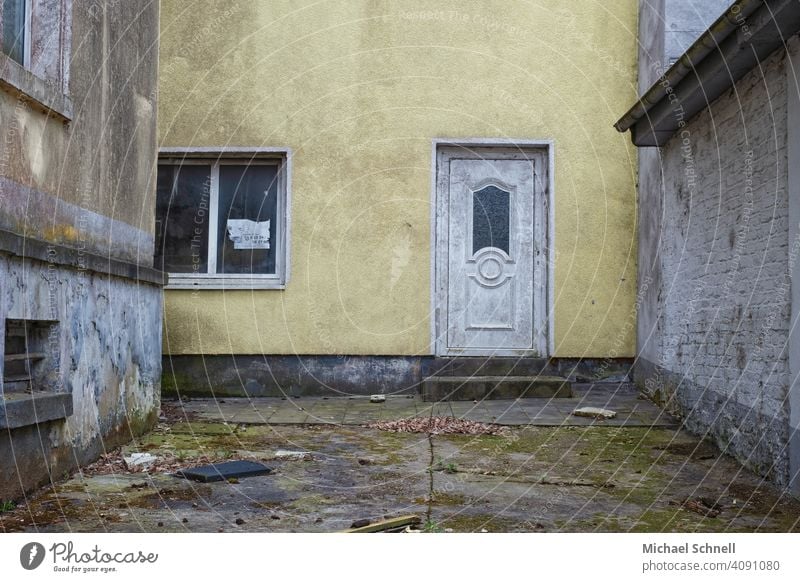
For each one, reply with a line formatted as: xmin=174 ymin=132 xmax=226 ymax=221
xmin=472 ymin=184 xmax=510 ymax=255
xmin=1 ymin=0 xmax=27 ymax=65
xmin=0 ymin=0 xmax=72 ymax=119
xmin=155 ymin=149 xmax=292 ymax=289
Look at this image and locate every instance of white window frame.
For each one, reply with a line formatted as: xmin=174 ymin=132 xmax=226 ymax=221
xmin=1 ymin=0 xmax=32 ymax=66
xmin=20 ymin=0 xmax=32 ymax=68
xmin=158 ymin=147 xmax=292 ymax=290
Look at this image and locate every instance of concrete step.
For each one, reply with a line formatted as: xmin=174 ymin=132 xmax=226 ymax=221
xmin=421 ymin=357 xmax=559 ymax=378
xmin=422 ymin=375 xmax=572 ymax=402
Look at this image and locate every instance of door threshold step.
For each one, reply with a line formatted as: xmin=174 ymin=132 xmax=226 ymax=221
xmin=422 ymin=375 xmax=572 ymax=402
xmin=422 ymin=357 xmax=558 ymax=377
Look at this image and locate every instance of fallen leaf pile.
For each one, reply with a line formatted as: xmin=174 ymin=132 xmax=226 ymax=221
xmin=367 ymin=416 xmax=507 ymax=435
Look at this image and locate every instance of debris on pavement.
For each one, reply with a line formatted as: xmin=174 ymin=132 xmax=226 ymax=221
xmin=123 ymin=453 xmax=158 ymax=470
xmin=367 ymin=416 xmax=507 ymax=435
xmin=83 ymin=449 xmax=232 ymax=476
xmin=572 ymin=407 xmax=617 ymax=420
xmin=272 ymin=450 xmax=313 ymax=461
xmin=176 ymin=460 xmax=273 ymax=483
xmin=672 ymin=497 xmax=723 ymax=518
xmin=369 ymin=394 xmax=387 ymax=403
xmin=344 ymin=515 xmax=421 ymax=532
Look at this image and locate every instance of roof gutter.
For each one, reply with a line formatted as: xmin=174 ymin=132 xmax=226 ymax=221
xmin=614 ymin=0 xmax=800 ymax=146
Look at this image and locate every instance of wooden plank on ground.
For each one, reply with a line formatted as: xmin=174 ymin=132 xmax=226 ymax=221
xmin=341 ymin=515 xmax=421 ymax=533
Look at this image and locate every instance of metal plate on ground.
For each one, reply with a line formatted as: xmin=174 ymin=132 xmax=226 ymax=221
xmin=176 ymin=460 xmax=272 ymax=483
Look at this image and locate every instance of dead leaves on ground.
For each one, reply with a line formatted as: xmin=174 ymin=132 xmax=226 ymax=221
xmin=367 ymin=416 xmax=507 ymax=436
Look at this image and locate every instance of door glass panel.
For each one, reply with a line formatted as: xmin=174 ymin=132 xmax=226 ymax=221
xmin=472 ymin=185 xmax=510 ymax=254
xmin=155 ymin=164 xmax=211 ymax=273
xmin=217 ymin=164 xmax=279 ymax=274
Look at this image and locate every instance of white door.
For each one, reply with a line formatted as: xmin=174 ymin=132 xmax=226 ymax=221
xmin=435 ymin=146 xmax=548 ymax=356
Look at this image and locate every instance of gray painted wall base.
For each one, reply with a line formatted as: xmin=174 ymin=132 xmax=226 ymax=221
xmin=162 ymin=355 xmax=632 ymax=399
xmin=0 ymin=252 xmax=162 ymax=502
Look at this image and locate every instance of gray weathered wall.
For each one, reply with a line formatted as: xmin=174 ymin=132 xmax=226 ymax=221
xmin=0 ymin=0 xmax=158 ymax=264
xmin=0 ymin=255 xmax=162 ymax=499
xmin=635 ymin=45 xmax=792 ymax=487
xmin=0 ymin=1 xmax=162 ymax=501
xmin=635 ymin=1 xmax=732 ymax=367
xmin=663 ymin=0 xmax=733 ymax=66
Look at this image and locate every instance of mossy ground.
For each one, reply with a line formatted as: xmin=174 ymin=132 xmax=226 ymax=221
xmin=2 ymin=406 xmax=798 ymax=533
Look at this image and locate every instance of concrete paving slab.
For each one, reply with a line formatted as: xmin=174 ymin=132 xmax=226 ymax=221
xmin=3 ymin=406 xmax=799 ymax=533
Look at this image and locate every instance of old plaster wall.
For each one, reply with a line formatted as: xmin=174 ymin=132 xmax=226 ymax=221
xmin=635 ymin=45 xmax=793 ymax=486
xmin=0 ymin=256 xmax=163 ymax=500
xmin=158 ymin=0 xmax=639 ymax=358
xmin=663 ymin=0 xmax=733 ymax=66
xmin=0 ymin=1 xmax=162 ymax=500
xmin=0 ymin=1 xmax=159 ymax=264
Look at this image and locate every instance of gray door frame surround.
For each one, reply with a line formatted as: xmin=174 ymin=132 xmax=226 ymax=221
xmin=430 ymin=138 xmax=555 ymax=357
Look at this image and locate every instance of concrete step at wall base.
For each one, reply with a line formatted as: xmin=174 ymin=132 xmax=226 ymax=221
xmin=421 ymin=357 xmax=559 ymax=378
xmin=422 ymin=375 xmax=572 ymax=402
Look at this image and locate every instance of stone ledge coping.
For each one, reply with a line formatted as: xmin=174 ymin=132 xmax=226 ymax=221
xmin=0 ymin=228 xmax=166 ymax=286
xmin=0 ymin=392 xmax=73 ymax=430
xmin=0 ymin=54 xmax=73 ymax=121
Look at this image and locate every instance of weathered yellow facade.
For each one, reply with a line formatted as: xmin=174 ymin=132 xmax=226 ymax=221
xmin=158 ymin=0 xmax=638 ymax=357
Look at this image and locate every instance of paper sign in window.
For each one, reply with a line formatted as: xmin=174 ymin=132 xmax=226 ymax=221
xmin=226 ymin=219 xmax=271 ymax=250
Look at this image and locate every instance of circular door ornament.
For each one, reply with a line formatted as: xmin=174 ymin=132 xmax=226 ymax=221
xmin=473 ymin=248 xmax=511 ymax=287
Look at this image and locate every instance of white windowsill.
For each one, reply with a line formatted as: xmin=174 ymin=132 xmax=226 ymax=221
xmin=165 ymin=274 xmax=286 ymax=290
xmin=0 ymin=54 xmax=72 ymax=121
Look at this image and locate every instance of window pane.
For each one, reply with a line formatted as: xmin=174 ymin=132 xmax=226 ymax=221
xmin=472 ymin=185 xmax=510 ymax=254
xmin=1 ymin=0 xmax=26 ymax=64
xmin=218 ymin=164 xmax=279 ymax=275
xmin=154 ymin=164 xmax=211 ymax=273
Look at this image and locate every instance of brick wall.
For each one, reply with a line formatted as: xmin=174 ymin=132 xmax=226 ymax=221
xmin=639 ymin=46 xmax=792 ymax=486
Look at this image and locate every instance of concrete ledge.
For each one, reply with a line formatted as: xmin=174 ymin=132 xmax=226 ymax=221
xmin=0 ymin=392 xmax=73 ymax=429
xmin=0 ymin=228 xmax=165 ymax=286
xmin=422 ymin=376 xmax=573 ymax=402
xmin=0 ymin=54 xmax=73 ymax=121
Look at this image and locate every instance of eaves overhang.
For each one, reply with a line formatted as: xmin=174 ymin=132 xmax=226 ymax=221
xmin=615 ymin=0 xmax=800 ymax=146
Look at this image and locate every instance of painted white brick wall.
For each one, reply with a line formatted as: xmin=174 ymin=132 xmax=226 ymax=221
xmin=655 ymin=46 xmax=791 ymax=484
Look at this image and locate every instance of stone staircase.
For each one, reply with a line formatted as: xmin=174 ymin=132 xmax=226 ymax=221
xmin=421 ymin=357 xmax=573 ymax=402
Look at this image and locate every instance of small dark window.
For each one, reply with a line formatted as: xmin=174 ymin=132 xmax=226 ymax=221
xmin=155 ymin=164 xmax=212 ymax=274
xmin=218 ymin=164 xmax=279 ymax=275
xmin=472 ymin=185 xmax=510 ymax=255
xmin=154 ymin=153 xmax=289 ymax=287
xmin=1 ymin=0 xmax=27 ymax=64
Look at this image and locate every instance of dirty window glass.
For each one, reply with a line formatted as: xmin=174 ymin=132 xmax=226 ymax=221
xmin=1 ymin=0 xmax=26 ymax=64
xmin=472 ymin=185 xmax=510 ymax=255
xmin=154 ymin=164 xmax=211 ymax=273
xmin=217 ymin=164 xmax=279 ymax=275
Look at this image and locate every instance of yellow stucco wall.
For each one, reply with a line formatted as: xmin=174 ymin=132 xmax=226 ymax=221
xmin=158 ymin=0 xmax=639 ymax=357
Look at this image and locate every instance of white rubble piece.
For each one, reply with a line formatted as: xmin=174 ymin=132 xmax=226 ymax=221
xmin=572 ymin=407 xmax=617 ymax=420
xmin=123 ymin=452 xmax=158 ymax=469
xmin=272 ymin=450 xmax=313 ymax=461
xmin=369 ymin=394 xmax=387 ymax=403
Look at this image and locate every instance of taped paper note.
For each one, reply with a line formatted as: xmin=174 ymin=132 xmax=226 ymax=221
xmin=226 ymin=219 xmax=271 ymax=250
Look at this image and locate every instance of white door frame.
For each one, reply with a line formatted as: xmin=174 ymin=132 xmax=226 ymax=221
xmin=431 ymin=138 xmax=555 ymax=357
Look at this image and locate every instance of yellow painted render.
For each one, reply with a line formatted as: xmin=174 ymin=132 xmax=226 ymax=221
xmin=158 ymin=0 xmax=639 ymax=357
